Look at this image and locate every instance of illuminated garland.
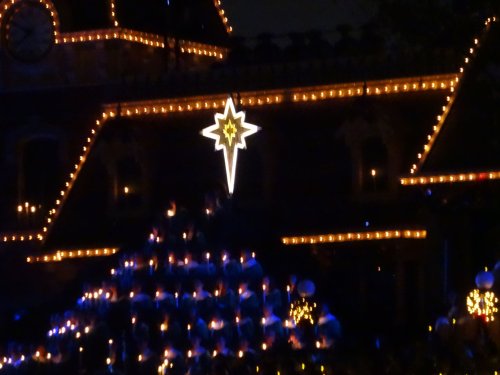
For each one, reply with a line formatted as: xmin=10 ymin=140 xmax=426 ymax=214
xmin=110 ymin=0 xmax=118 ymax=27
xmin=466 ymin=289 xmax=498 ymax=323
xmin=26 ymin=248 xmax=118 ymax=263
xmin=1 ymin=232 xmax=43 ymax=243
xmin=28 ymin=74 xmax=450 ymax=245
xmin=407 ymin=16 xmax=496 ymax=175
xmin=282 ymin=229 xmax=426 ymax=245
xmin=290 ymin=298 xmax=317 ymax=325
xmin=401 ymin=171 xmax=500 ymax=186
xmin=213 ymin=0 xmax=233 ymax=34
xmin=59 ymin=28 xmax=165 ymax=48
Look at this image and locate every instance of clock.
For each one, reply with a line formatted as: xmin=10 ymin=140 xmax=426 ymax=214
xmin=2 ymin=1 xmax=55 ymax=62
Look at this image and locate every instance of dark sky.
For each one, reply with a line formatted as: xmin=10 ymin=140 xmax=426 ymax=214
xmin=223 ymin=0 xmax=376 ymax=37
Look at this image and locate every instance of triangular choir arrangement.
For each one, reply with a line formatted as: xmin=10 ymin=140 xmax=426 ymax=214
xmin=0 ymin=207 xmax=341 ymax=375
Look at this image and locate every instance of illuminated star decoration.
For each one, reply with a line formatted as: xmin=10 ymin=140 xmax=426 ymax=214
xmin=202 ymin=97 xmax=259 ymax=194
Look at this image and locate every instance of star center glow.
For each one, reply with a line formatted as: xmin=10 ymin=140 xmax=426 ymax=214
xmin=223 ymin=120 xmax=237 ymax=146
xmin=202 ymin=97 xmax=259 ymax=194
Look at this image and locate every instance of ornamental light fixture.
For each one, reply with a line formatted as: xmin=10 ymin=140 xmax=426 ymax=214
xmin=202 ymin=97 xmax=259 ymax=194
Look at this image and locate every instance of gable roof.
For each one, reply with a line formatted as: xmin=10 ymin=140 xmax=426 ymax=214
xmin=402 ymin=16 xmax=498 ymax=179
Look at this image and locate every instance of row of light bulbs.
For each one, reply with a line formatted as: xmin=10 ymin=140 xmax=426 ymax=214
xmin=400 ymin=171 xmax=500 ymax=186
xmin=281 ymin=229 xmax=427 ymax=245
xmin=408 ymin=16 xmax=497 ymax=175
xmin=0 ymin=0 xmax=227 ymax=59
xmin=2 ymin=71 xmax=461 ymax=245
xmin=113 ymin=73 xmax=451 ymax=119
xmin=292 ymin=74 xmax=454 ymax=103
xmin=1 ymin=233 xmax=43 ymax=243
xmin=58 ymin=28 xmax=165 ymax=48
xmin=213 ymin=0 xmax=233 ymax=34
xmin=110 ymin=0 xmax=118 ymax=27
xmin=36 ymin=73 xmax=454 ymax=243
xmin=26 ymin=247 xmax=118 ymax=263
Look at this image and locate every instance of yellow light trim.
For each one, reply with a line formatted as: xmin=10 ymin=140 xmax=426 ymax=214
xmin=40 ymin=73 xmax=451 ymax=244
xmin=281 ymin=229 xmax=427 ymax=245
xmin=59 ymin=28 xmax=165 ymax=48
xmin=401 ymin=171 xmax=500 ymax=186
xmin=57 ymin=29 xmax=229 ymax=59
xmin=0 ymin=232 xmax=43 ymax=243
xmin=0 ymin=0 xmax=60 ymax=42
xmin=213 ymin=0 xmax=233 ymax=34
xmin=26 ymin=248 xmax=118 ymax=263
xmin=110 ymin=0 xmax=118 ymax=27
xmin=408 ymin=16 xmax=496 ymax=175
xmin=179 ymin=39 xmax=228 ymax=59
xmin=112 ymin=74 xmax=453 ymax=119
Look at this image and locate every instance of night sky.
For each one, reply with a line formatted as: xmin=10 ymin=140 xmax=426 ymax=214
xmin=223 ymin=0 xmax=375 ymax=37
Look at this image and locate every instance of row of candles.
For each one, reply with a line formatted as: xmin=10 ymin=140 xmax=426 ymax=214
xmin=81 ymin=279 xmax=293 ymax=308
xmin=115 ymin=250 xmax=258 ymax=274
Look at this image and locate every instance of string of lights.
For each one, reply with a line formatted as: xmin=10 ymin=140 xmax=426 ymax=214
xmin=400 ymin=171 xmax=500 ymax=186
xmin=0 ymin=232 xmax=43 ymax=243
xmin=406 ymin=16 xmax=497 ymax=175
xmin=281 ymin=229 xmax=427 ymax=245
xmin=213 ymin=0 xmax=233 ymax=34
xmin=26 ymin=248 xmax=118 ymax=263
xmin=110 ymin=0 xmax=118 ymax=27
xmin=33 ymin=74 xmax=449 ymax=245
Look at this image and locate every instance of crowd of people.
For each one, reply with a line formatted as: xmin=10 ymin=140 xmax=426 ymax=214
xmin=0 ymin=207 xmax=341 ymax=375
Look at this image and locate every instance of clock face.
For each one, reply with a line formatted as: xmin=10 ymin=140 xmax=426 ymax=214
xmin=2 ymin=1 xmax=55 ymax=62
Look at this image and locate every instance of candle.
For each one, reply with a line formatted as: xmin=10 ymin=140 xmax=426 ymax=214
xmin=236 ymin=316 xmax=241 ymax=336
xmin=206 ymin=252 xmax=210 ymax=266
xmin=175 ymin=292 xmax=179 ymax=308
xmin=214 ymin=289 xmax=219 ymax=302
xmin=262 ymin=317 xmax=266 ymax=334
xmin=149 ymin=259 xmax=154 ymax=275
xmin=78 ymin=347 xmax=83 ymax=372
xmin=187 ymin=324 xmax=191 ymax=339
xmin=287 ymin=285 xmax=291 ymax=304
xmin=168 ymin=254 xmax=173 ymax=272
xmin=262 ymin=284 xmax=267 ymax=305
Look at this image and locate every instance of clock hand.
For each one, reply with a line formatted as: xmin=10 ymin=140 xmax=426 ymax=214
xmin=15 ymin=29 xmax=34 ymax=47
xmin=11 ymin=20 xmax=31 ymax=34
